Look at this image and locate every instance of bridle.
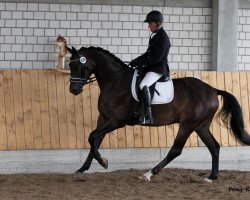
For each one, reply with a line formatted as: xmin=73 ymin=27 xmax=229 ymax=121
xmin=69 ymin=56 xmax=96 ymax=85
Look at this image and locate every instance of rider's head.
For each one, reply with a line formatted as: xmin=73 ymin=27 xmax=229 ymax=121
xmin=144 ymin=10 xmax=164 ymax=33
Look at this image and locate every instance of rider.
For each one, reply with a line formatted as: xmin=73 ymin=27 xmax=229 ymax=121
xmin=130 ymin=10 xmax=171 ymax=125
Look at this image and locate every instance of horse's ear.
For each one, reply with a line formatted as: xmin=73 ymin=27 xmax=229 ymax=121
xmin=72 ymin=46 xmax=78 ymax=54
xmin=66 ymin=46 xmax=72 ymax=54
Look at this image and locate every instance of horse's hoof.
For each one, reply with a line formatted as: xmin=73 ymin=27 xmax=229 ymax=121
xmin=76 ymin=169 xmax=84 ymax=173
xmin=138 ymin=171 xmax=153 ymax=181
xmin=72 ymin=171 xmax=86 ymax=182
xmin=101 ymin=157 xmax=108 ymax=169
xmin=203 ymin=178 xmax=213 ymax=183
xmin=138 ymin=174 xmax=150 ymax=181
xmin=72 ymin=171 xmax=83 ymax=178
xmin=75 ymin=170 xmax=83 ymax=174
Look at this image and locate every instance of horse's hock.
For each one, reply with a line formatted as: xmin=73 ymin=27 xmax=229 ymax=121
xmin=0 ymin=69 xmax=249 ymax=151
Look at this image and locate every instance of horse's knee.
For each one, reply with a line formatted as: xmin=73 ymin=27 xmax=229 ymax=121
xmin=88 ymin=135 xmax=96 ymax=144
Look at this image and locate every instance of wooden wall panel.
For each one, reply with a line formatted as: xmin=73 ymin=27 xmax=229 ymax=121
xmin=0 ymin=72 xmax=7 ymax=150
xmin=0 ymin=70 xmax=249 ymax=151
xmin=47 ymin=71 xmax=60 ymax=149
xmin=21 ymin=71 xmax=34 ymax=149
xmin=30 ymin=70 xmax=43 ymax=149
xmin=4 ymin=71 xmax=16 ymax=150
xmin=56 ymin=72 xmax=68 ymax=149
xmin=12 ymin=71 xmax=25 ymax=150
xmin=38 ymin=71 xmax=51 ymax=149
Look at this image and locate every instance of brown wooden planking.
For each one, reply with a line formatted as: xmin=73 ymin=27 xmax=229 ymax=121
xmin=12 ymin=71 xmax=25 ymax=150
xmin=126 ymin=125 xmax=134 ymax=148
xmin=150 ymin=126 xmax=159 ymax=147
xmin=142 ymin=126 xmax=151 ymax=147
xmin=166 ymin=124 xmax=175 ymax=148
xmin=64 ymin=74 xmax=77 ymax=149
xmin=117 ymin=127 xmax=127 ymax=148
xmin=30 ymin=70 xmax=43 ymax=149
xmin=3 ymin=71 xmax=16 ymax=150
xmin=109 ymin=130 xmax=119 ymax=148
xmin=134 ymin=125 xmax=143 ymax=147
xmin=158 ymin=126 xmax=167 ymax=147
xmin=1 ymin=70 xmax=250 ymax=150
xmin=21 ymin=70 xmax=34 ymax=149
xmin=47 ymin=70 xmax=60 ymax=149
xmin=38 ymin=71 xmax=51 ymax=149
xmin=56 ymin=73 xmax=69 ymax=149
xmin=0 ymin=71 xmax=7 ymax=150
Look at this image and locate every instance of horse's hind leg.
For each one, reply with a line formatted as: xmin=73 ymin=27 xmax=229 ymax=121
xmin=195 ymin=122 xmax=220 ymax=181
xmin=141 ymin=123 xmax=194 ymax=181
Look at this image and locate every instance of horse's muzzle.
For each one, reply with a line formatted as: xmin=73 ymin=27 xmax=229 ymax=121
xmin=69 ymin=83 xmax=83 ymax=95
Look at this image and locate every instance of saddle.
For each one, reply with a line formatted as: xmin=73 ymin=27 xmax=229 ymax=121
xmin=131 ymin=69 xmax=174 ymax=105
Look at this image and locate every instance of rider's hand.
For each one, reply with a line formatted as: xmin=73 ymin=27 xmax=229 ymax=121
xmin=129 ymin=59 xmax=138 ymax=68
xmin=129 ymin=60 xmax=142 ymax=69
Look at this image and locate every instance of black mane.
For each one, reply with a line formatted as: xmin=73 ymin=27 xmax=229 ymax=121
xmin=80 ymin=46 xmax=129 ymax=69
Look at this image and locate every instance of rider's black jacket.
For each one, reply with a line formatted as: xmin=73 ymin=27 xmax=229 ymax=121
xmin=130 ymin=27 xmax=171 ymax=78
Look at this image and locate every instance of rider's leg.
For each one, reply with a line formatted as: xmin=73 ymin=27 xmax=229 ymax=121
xmin=139 ymin=72 xmax=162 ymax=124
xmin=139 ymin=86 xmax=153 ymax=124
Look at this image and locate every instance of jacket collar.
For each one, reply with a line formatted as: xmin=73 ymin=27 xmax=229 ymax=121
xmin=150 ymin=27 xmax=163 ymax=39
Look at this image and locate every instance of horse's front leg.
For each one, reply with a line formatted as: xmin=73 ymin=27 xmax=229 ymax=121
xmin=76 ymin=135 xmax=105 ymax=173
xmin=88 ymin=121 xmax=119 ymax=168
xmin=76 ymin=115 xmax=107 ymax=173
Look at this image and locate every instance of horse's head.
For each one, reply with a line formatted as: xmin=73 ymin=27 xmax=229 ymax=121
xmin=67 ymin=46 xmax=94 ymax=95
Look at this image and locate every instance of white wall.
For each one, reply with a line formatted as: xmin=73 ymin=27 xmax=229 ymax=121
xmin=238 ymin=9 xmax=250 ymax=70
xmin=0 ymin=2 xmax=212 ymax=70
xmin=1 ymin=2 xmax=250 ymax=71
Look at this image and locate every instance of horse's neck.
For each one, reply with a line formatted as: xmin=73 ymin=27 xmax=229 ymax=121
xmin=81 ymin=49 xmax=133 ymax=91
xmin=94 ymin=62 xmax=132 ymax=92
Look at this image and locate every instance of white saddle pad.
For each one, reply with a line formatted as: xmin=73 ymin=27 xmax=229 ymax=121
xmin=131 ymin=69 xmax=174 ymax=105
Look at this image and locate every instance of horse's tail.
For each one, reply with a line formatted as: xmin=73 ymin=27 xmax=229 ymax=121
xmin=217 ymin=90 xmax=250 ymax=145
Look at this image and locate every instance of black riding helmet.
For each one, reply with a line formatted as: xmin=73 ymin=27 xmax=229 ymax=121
xmin=144 ymin=10 xmax=164 ymax=23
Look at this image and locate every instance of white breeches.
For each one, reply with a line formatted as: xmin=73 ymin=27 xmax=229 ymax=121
xmin=140 ymin=72 xmax=162 ymax=90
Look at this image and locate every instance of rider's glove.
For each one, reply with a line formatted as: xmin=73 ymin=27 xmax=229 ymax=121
xmin=129 ymin=59 xmax=142 ymax=69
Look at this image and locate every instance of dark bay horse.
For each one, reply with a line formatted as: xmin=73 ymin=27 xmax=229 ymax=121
xmin=66 ymin=45 xmax=250 ymax=182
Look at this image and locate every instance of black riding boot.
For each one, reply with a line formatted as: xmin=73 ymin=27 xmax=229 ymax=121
xmin=139 ymin=86 xmax=154 ymax=125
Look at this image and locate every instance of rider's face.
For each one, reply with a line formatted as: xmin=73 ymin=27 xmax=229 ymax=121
xmin=148 ymin=22 xmax=158 ymax=32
